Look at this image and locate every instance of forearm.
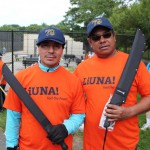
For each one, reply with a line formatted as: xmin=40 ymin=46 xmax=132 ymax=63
xmin=128 ymin=97 xmax=150 ymax=117
xmin=5 ymin=109 xmax=21 ymax=148
xmin=47 ymin=113 xmax=85 ymax=144
xmin=63 ymin=113 xmax=85 ymax=134
xmin=105 ymin=96 xmax=150 ymax=121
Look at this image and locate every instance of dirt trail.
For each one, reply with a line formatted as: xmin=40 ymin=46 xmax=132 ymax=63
xmin=73 ymin=131 xmax=83 ymax=150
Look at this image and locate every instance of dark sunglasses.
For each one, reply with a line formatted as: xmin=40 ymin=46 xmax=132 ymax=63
xmin=91 ymin=32 xmax=112 ymax=42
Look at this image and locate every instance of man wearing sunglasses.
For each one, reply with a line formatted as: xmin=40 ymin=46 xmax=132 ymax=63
xmin=74 ymin=17 xmax=150 ymax=150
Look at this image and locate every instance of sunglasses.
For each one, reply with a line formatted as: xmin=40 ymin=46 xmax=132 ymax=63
xmin=90 ymin=32 xmax=112 ymax=42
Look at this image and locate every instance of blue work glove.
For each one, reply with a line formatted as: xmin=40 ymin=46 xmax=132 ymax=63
xmin=47 ymin=124 xmax=68 ymax=144
xmin=7 ymin=145 xmax=18 ymax=150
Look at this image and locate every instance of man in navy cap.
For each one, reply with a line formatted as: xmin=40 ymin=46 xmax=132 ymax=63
xmin=4 ymin=27 xmax=85 ymax=150
xmin=74 ymin=17 xmax=150 ymax=150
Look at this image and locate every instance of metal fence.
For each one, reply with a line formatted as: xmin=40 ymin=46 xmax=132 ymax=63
xmin=0 ymin=31 xmax=150 ymax=74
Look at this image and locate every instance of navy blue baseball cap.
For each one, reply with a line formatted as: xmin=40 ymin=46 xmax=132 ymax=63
xmin=87 ymin=17 xmax=113 ymax=36
xmin=36 ymin=27 xmax=65 ymax=45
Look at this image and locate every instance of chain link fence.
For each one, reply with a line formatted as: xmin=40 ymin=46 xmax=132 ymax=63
xmin=0 ymin=31 xmax=149 ymax=74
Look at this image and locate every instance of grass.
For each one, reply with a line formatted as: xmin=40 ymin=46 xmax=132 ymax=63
xmin=137 ymin=114 xmax=150 ymax=150
xmin=65 ymin=66 xmax=75 ymax=73
xmin=0 ymin=110 xmax=6 ymax=131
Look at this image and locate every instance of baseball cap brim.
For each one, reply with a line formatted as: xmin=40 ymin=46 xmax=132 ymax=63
xmin=37 ymin=38 xmax=65 ymax=45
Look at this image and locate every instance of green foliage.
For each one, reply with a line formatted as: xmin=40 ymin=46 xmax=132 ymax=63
xmin=63 ymin=0 xmax=117 ymax=33
xmin=0 ymin=23 xmax=55 ymax=32
xmin=110 ymin=0 xmax=150 ymax=34
xmin=26 ymin=24 xmax=45 ymax=32
xmin=0 ymin=24 xmax=22 ymax=31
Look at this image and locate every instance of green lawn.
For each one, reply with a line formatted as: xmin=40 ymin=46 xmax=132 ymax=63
xmin=137 ymin=113 xmax=150 ymax=149
xmin=0 ymin=110 xmax=6 ymax=131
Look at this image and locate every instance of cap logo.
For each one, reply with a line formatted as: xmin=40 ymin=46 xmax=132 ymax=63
xmin=92 ymin=19 xmax=102 ymax=26
xmin=45 ymin=29 xmax=55 ymax=36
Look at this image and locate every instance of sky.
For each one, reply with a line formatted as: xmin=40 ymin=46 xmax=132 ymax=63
xmin=0 ymin=0 xmax=71 ymax=26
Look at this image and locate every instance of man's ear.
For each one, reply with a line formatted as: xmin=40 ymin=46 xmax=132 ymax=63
xmin=37 ymin=46 xmax=39 ymax=54
xmin=87 ymin=38 xmax=92 ymax=48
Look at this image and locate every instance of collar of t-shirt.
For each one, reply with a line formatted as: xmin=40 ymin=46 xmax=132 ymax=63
xmin=38 ymin=62 xmax=60 ymax=72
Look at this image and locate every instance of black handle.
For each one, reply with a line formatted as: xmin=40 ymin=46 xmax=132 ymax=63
xmin=104 ymin=117 xmax=110 ymax=128
xmin=60 ymin=141 xmax=68 ymax=150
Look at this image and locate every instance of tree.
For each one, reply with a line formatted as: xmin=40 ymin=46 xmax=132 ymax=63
xmin=60 ymin=0 xmax=140 ymax=42
xmin=0 ymin=24 xmax=21 ymax=31
xmin=26 ymin=23 xmax=50 ymax=32
xmin=63 ymin=0 xmax=117 ymax=33
xmin=110 ymin=0 xmax=150 ymax=35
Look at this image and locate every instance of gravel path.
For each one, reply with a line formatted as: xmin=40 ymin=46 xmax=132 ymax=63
xmin=0 ymin=128 xmax=6 ymax=150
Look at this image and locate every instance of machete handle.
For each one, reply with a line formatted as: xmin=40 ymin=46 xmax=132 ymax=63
xmin=104 ymin=117 xmax=110 ymax=128
xmin=60 ymin=141 xmax=68 ymax=150
xmin=104 ymin=117 xmax=115 ymax=129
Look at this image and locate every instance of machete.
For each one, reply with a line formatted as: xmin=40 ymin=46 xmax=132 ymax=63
xmin=104 ymin=28 xmax=146 ymax=128
xmin=2 ymin=63 xmax=68 ymax=150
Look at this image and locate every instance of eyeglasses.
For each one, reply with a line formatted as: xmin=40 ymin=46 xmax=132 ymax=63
xmin=90 ymin=32 xmax=112 ymax=42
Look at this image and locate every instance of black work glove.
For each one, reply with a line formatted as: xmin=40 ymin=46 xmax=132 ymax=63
xmin=47 ymin=124 xmax=68 ymax=144
xmin=7 ymin=145 xmax=18 ymax=150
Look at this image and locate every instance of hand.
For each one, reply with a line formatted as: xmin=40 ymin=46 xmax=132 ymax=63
xmin=105 ymin=104 xmax=131 ymax=122
xmin=47 ymin=124 xmax=68 ymax=144
xmin=7 ymin=145 xmax=18 ymax=150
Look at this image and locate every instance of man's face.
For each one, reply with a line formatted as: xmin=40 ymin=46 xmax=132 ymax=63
xmin=88 ymin=27 xmax=116 ymax=58
xmin=38 ymin=41 xmax=63 ymax=68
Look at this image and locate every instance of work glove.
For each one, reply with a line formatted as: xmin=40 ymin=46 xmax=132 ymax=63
xmin=7 ymin=145 xmax=18 ymax=150
xmin=47 ymin=124 xmax=68 ymax=144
